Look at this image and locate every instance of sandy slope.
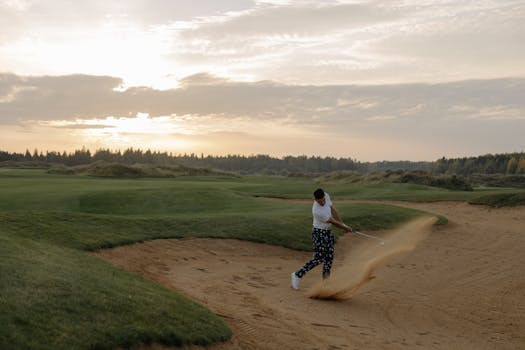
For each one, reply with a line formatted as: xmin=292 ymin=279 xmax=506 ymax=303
xmin=94 ymin=201 xmax=525 ymax=350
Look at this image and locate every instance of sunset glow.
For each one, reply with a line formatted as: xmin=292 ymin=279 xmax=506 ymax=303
xmin=1 ymin=0 xmax=524 ymax=160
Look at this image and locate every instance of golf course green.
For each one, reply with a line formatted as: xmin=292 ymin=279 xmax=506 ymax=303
xmin=1 ymin=168 xmax=523 ymax=349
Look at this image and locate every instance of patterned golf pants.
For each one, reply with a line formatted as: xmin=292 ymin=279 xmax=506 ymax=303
xmin=295 ymin=228 xmax=335 ymax=279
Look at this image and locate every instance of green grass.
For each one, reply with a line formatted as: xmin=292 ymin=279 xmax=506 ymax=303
xmin=0 ymin=236 xmax=231 ymax=350
xmin=234 ymin=175 xmax=524 ymax=202
xmin=1 ymin=168 xmax=520 ymax=349
xmin=468 ymin=192 xmax=525 ymax=207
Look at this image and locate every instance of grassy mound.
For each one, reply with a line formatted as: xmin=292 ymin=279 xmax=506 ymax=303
xmin=399 ymin=172 xmax=473 ymax=191
xmin=318 ymin=170 xmax=473 ymax=191
xmin=0 ymin=160 xmax=54 ymax=169
xmin=469 ymin=174 xmax=525 ymax=188
xmin=468 ymin=192 xmax=525 ymax=207
xmin=48 ymin=161 xmax=237 ymax=178
xmin=0 ymin=235 xmax=231 ymax=350
xmin=317 ymin=170 xmax=395 ymax=184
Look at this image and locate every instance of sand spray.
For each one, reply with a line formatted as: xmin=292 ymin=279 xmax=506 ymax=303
xmin=308 ymin=216 xmax=436 ymax=300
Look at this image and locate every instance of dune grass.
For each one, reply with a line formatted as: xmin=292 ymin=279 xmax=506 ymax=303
xmin=2 ymin=168 xmax=519 ymax=349
xmin=468 ymin=192 xmax=525 ymax=207
xmin=233 ymin=175 xmax=523 ymax=202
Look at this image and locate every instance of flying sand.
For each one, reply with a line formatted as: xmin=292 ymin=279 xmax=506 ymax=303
xmin=309 ymin=216 xmax=435 ymax=300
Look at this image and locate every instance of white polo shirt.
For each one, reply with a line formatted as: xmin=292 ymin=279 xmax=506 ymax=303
xmin=312 ymin=192 xmax=332 ymax=229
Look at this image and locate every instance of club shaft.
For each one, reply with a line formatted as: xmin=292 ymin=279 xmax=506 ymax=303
xmin=354 ymin=231 xmax=385 ymax=243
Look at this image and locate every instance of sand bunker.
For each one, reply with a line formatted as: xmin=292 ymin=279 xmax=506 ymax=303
xmin=309 ymin=216 xmax=436 ymax=300
xmin=94 ymin=202 xmax=525 ymax=350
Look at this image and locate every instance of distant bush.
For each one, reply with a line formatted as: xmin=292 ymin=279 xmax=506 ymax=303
xmin=399 ymin=172 xmax=473 ymax=191
xmin=47 ymin=164 xmax=75 ymax=175
xmin=287 ymin=172 xmax=315 ymax=178
xmin=317 ymin=171 xmax=363 ymax=183
xmin=318 ymin=170 xmax=473 ymax=191
xmin=0 ymin=160 xmax=53 ymax=169
xmin=469 ymin=174 xmax=525 ymax=188
xmin=90 ymin=162 xmax=144 ymax=177
xmin=469 ymin=192 xmax=525 ymax=207
xmin=48 ymin=161 xmax=237 ymax=178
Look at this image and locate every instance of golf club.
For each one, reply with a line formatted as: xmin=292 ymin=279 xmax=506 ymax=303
xmin=352 ymin=230 xmax=386 ymax=245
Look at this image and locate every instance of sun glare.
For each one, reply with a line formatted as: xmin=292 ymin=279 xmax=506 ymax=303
xmin=64 ymin=114 xmax=194 ymax=151
xmin=82 ymin=114 xmax=179 ymax=135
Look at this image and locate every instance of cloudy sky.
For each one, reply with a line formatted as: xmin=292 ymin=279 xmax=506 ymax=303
xmin=1 ymin=0 xmax=524 ymax=161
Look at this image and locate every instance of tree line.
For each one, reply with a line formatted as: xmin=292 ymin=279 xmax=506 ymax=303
xmin=0 ymin=147 xmax=432 ymax=174
xmin=1 ymin=148 xmax=524 ymax=175
xmin=432 ymin=153 xmax=525 ymax=175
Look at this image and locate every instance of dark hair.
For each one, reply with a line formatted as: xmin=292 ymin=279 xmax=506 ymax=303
xmin=313 ymin=188 xmax=325 ymax=200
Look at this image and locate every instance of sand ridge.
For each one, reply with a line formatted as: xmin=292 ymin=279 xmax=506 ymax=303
xmin=94 ymin=201 xmax=525 ymax=350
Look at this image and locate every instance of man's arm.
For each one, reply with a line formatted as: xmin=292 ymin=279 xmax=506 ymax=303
xmin=327 ymin=217 xmax=352 ymax=232
xmin=330 ymin=206 xmax=352 ymax=232
xmin=330 ymin=206 xmax=342 ymax=222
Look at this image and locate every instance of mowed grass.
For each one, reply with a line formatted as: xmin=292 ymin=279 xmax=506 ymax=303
xmin=2 ymin=168 xmax=519 ymax=349
xmin=0 ymin=236 xmax=230 ymax=350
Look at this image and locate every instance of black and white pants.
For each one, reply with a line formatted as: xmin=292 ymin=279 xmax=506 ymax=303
xmin=295 ymin=228 xmax=335 ymax=279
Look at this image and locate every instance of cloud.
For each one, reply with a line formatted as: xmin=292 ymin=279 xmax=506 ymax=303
xmin=0 ymin=73 xmax=125 ymax=121
xmin=170 ymin=2 xmax=405 ymax=79
xmin=179 ymin=72 xmax=232 ymax=86
xmin=2 ymin=1 xmax=524 ymax=87
xmin=182 ymin=2 xmax=401 ymax=38
xmin=0 ymin=0 xmax=257 ymax=86
xmin=2 ymin=72 xmax=524 ymax=160
xmin=168 ymin=0 xmax=525 ymax=84
xmin=2 ymin=72 xmax=524 ymax=130
xmin=366 ymin=1 xmax=525 ymax=80
xmin=45 ymin=122 xmax=115 ymax=130
xmin=2 ymin=71 xmax=524 ymax=159
xmin=0 ymin=0 xmax=255 ymax=39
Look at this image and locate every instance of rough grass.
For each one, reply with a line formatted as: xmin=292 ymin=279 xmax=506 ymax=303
xmin=317 ymin=170 xmax=473 ymax=191
xmin=469 ymin=174 xmax=525 ymax=189
xmin=468 ymin=192 xmax=525 ymax=207
xmin=47 ymin=161 xmax=237 ymax=178
xmin=0 ymin=236 xmax=231 ymax=350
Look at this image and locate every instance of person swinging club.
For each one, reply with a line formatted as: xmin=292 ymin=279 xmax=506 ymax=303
xmin=291 ymin=188 xmax=353 ymax=290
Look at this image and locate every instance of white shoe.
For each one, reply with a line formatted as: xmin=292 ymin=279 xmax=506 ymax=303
xmin=291 ymin=272 xmax=300 ymax=290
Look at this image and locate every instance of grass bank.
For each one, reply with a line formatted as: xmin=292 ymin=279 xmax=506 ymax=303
xmin=0 ymin=236 xmax=230 ymax=350
xmin=468 ymin=192 xmax=525 ymax=207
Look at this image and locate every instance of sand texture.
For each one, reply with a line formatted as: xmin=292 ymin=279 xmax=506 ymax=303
xmin=94 ymin=201 xmax=525 ymax=350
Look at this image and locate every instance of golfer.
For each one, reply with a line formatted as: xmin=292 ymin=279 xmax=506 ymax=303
xmin=291 ymin=188 xmax=352 ymax=290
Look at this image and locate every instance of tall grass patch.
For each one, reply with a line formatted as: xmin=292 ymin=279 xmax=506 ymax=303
xmin=468 ymin=192 xmax=525 ymax=207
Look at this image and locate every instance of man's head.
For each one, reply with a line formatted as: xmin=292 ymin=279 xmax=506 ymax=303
xmin=313 ymin=188 xmax=326 ymax=206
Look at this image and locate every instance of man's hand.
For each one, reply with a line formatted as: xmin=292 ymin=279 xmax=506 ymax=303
xmin=327 ymin=218 xmax=353 ymax=233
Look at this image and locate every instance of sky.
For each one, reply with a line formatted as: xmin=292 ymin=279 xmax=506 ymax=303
xmin=1 ymin=0 xmax=524 ymax=161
